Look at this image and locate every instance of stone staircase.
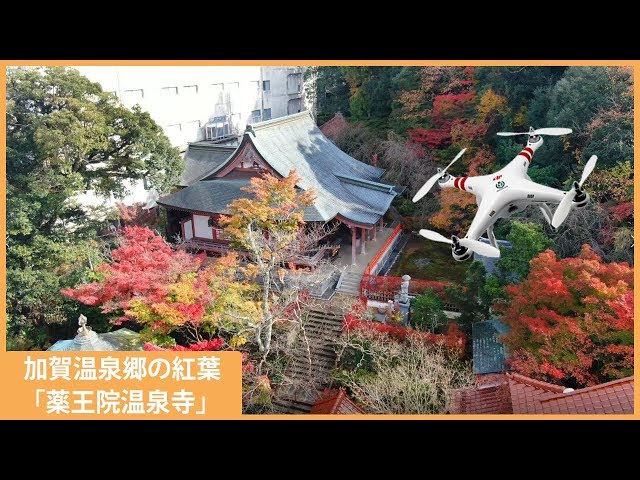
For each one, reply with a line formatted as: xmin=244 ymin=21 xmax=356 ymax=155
xmin=334 ymin=271 xmax=364 ymax=296
xmin=272 ymin=308 xmax=344 ymax=414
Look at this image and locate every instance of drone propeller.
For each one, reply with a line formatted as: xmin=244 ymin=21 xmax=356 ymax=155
xmin=551 ymin=155 xmax=598 ymax=228
xmin=497 ymin=127 xmax=572 ymax=137
xmin=412 ymin=148 xmax=466 ymax=203
xmin=418 ymin=229 xmax=501 ymax=258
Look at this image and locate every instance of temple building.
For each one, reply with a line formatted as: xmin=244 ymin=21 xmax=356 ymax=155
xmin=158 ymin=112 xmax=400 ymax=267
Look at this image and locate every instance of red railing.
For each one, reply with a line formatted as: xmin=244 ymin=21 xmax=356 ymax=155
xmin=363 ymin=224 xmax=403 ymax=276
xmin=343 ymin=300 xmax=466 ymax=355
xmin=359 ymin=223 xmax=402 ymax=297
xmin=360 ymin=274 xmax=452 ymax=302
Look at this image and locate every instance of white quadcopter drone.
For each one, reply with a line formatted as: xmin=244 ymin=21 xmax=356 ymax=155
xmin=412 ymin=127 xmax=598 ymax=260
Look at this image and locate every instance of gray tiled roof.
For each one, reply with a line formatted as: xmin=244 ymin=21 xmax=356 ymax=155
xmin=161 ymin=112 xmax=397 ymax=226
xmin=158 ymin=179 xmax=326 ymax=221
xmin=472 ymin=318 xmax=510 ymax=374
xmin=48 ymin=328 xmax=143 ymax=351
xmin=178 ymin=143 xmax=237 ymax=187
xmin=160 ymin=179 xmax=251 ymax=214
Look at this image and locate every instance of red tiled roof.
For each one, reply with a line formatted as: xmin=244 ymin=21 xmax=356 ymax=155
xmin=310 ymin=388 xmax=365 ymax=414
xmin=450 ymin=374 xmax=634 ymax=415
xmin=539 ymin=377 xmax=634 ymax=414
xmin=508 ymin=373 xmax=566 ymax=414
xmin=319 ymin=112 xmax=348 ymax=140
xmin=451 ymin=378 xmax=512 ymax=414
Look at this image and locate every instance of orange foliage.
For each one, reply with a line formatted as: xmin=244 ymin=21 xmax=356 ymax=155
xmin=498 ymin=245 xmax=634 ymax=387
xmin=429 ymin=189 xmax=477 ymax=232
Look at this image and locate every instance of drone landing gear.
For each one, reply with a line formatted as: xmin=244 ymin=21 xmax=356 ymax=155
xmin=539 ymin=203 xmax=557 ymax=232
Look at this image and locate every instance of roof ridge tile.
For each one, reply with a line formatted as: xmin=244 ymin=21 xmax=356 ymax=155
xmin=507 ymin=372 xmax=566 ymax=393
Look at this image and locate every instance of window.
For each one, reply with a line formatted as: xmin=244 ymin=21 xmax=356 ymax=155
xmin=226 ymin=82 xmax=240 ymax=101
xmin=143 ymin=176 xmax=151 ymax=190
xmin=287 ymin=73 xmax=302 ymax=93
xmin=263 ymin=108 xmax=272 ymax=120
xmin=287 ymin=97 xmax=303 ymax=115
xmin=161 ymin=86 xmax=178 ymax=96
xmin=211 ymin=83 xmax=224 ymax=102
xmin=250 ymin=80 xmax=260 ymax=91
xmin=250 ymin=109 xmax=261 ymax=123
xmin=183 ymin=85 xmax=198 ymax=95
xmin=205 ymin=116 xmax=230 ymax=140
xmin=262 ymin=80 xmax=270 ymax=91
xmin=213 ymin=227 xmax=229 ymax=240
xmin=207 ymin=217 xmax=214 ymax=227
xmin=122 ymin=89 xmax=144 ymax=103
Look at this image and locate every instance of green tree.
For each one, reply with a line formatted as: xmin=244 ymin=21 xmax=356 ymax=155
xmin=411 ymin=289 xmax=446 ymax=332
xmin=6 ymin=66 xmax=183 ymax=349
xmin=538 ymin=66 xmax=633 ymax=172
xmin=305 ymin=66 xmax=351 ymax=125
xmin=496 ymin=221 xmax=554 ymax=281
xmin=342 ymin=66 xmax=400 ymax=130
xmin=445 ymin=261 xmax=489 ymax=332
xmin=475 ymin=66 xmax=567 ymax=113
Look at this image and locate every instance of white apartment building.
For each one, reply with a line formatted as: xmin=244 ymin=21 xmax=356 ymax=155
xmin=72 ymin=65 xmax=308 ymax=209
xmin=76 ymin=66 xmax=307 ymax=148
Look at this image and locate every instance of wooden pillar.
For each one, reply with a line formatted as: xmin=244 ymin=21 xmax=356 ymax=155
xmin=373 ymin=225 xmax=377 ymax=241
xmin=351 ymin=227 xmax=357 ymax=265
xmin=360 ymin=227 xmax=366 ymax=255
xmin=379 ymin=218 xmax=384 ymax=231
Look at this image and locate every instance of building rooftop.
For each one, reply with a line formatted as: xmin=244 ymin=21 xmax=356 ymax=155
xmin=538 ymin=377 xmax=634 ymax=414
xmin=310 ymin=388 xmax=365 ymax=414
xmin=48 ymin=315 xmax=143 ymax=351
xmin=319 ymin=112 xmax=348 ymax=141
xmin=472 ymin=318 xmax=509 ymax=375
xmin=160 ymin=112 xmax=396 ymax=227
xmin=178 ymin=143 xmax=237 ymax=187
xmin=450 ymin=373 xmax=634 ymax=415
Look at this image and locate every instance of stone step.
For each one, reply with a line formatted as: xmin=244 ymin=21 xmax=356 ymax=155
xmin=286 ymin=363 xmax=332 ymax=375
xmin=300 ymin=323 xmax=342 ymax=335
xmin=272 ymin=300 xmax=348 ymax=414
xmin=336 ymin=288 xmax=360 ymax=296
xmin=303 ymin=316 xmax=343 ymax=326
xmin=272 ymin=400 xmax=315 ymax=414
xmin=308 ymin=309 xmax=344 ymax=319
xmin=304 ymin=318 xmax=344 ymax=328
xmin=291 ymin=349 xmax=335 ymax=363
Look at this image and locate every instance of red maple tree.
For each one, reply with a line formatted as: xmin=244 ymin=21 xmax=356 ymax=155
xmin=497 ymin=245 xmax=633 ymax=388
xmin=61 ymin=226 xmax=259 ymax=348
xmin=61 ymin=226 xmax=203 ymax=318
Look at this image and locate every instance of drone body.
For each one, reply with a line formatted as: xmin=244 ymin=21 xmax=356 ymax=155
xmin=413 ymin=127 xmax=598 ymax=260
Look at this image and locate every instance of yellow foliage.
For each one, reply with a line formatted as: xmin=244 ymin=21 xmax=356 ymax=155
xmin=477 ymin=89 xmax=509 ymax=121
xmin=219 ymin=170 xmax=315 ymax=254
xmin=229 ymin=335 xmax=248 ymax=348
xmin=513 ymin=105 xmax=527 ymax=128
